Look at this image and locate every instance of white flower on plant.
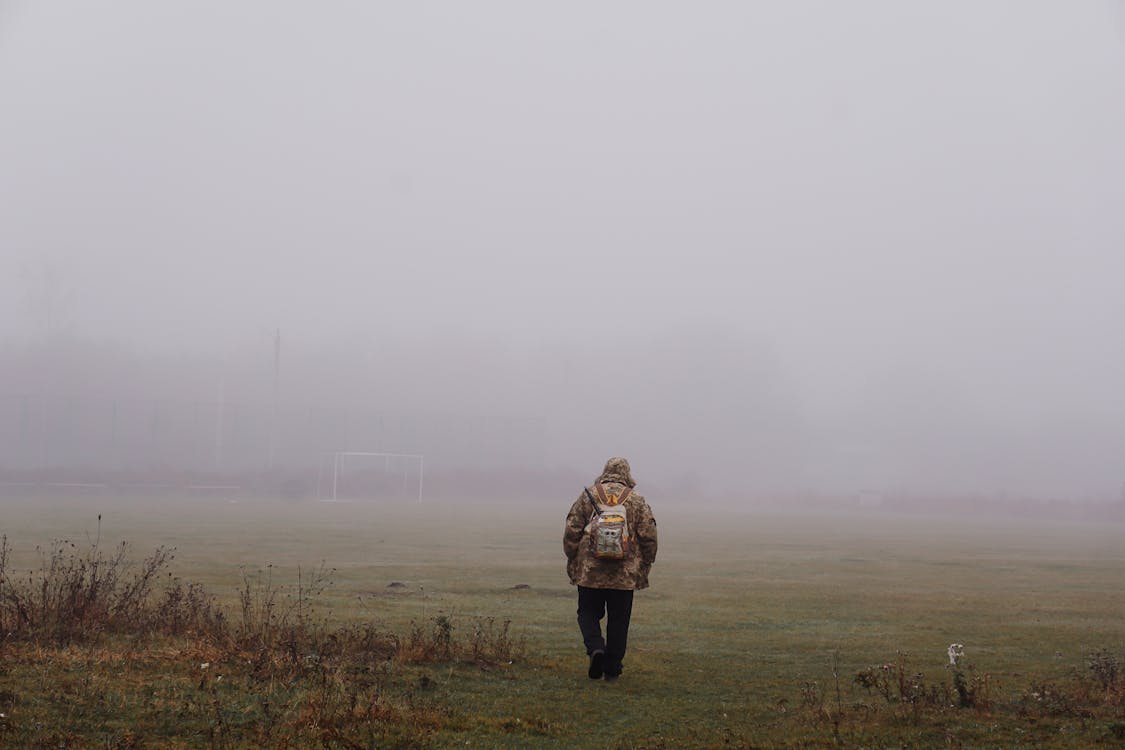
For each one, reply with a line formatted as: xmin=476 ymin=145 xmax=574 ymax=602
xmin=200 ymin=662 xmax=210 ymax=670
xmin=948 ymin=643 xmax=964 ymax=666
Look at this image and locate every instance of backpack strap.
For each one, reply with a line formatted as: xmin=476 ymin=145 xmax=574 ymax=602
xmin=594 ymin=483 xmax=608 ymax=504
xmin=595 ymin=482 xmax=632 ymax=506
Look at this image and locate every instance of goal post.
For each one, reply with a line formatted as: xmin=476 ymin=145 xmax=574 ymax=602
xmin=316 ymin=451 xmax=424 ymax=503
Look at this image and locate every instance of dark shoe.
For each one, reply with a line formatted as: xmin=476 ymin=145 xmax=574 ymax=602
xmin=588 ymin=650 xmax=605 ymax=679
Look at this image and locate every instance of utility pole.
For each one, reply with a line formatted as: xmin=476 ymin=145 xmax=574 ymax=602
xmin=268 ymin=328 xmax=280 ymax=470
xmin=214 ymin=380 xmax=225 ymax=471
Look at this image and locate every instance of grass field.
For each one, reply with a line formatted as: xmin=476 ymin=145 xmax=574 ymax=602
xmin=1 ymin=492 xmax=1124 ymax=748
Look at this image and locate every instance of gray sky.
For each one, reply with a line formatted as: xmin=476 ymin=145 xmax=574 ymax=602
xmin=2 ymin=2 xmax=1123 ymax=498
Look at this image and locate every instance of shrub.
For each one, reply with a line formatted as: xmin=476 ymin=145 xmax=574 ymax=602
xmin=398 ymin=614 xmax=523 ymax=666
xmin=0 ymin=532 xmax=181 ymax=645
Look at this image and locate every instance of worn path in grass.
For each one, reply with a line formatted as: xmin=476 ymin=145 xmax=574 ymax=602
xmin=2 ymin=493 xmax=1124 ymax=747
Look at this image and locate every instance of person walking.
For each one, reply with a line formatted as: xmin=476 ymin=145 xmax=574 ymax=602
xmin=563 ymin=457 xmax=658 ymax=682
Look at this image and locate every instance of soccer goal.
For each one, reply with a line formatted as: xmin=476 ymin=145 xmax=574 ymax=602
xmin=316 ymin=451 xmax=424 ymax=503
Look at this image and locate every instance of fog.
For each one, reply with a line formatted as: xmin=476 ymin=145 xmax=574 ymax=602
xmin=2 ymin=2 xmax=1124 ymax=502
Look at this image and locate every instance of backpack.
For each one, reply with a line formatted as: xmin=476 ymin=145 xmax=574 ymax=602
xmin=584 ymin=483 xmax=634 ymax=560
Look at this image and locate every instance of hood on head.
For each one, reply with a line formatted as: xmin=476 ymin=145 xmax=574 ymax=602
xmin=597 ymin=457 xmax=636 ymax=488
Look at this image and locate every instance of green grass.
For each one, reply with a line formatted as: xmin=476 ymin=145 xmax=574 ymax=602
xmin=1 ymin=494 xmax=1124 ymax=748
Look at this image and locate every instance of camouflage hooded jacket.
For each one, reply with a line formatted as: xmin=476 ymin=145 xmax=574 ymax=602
xmin=564 ymin=458 xmax=658 ymax=590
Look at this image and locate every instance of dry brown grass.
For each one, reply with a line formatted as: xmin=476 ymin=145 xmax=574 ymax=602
xmin=0 ymin=525 xmax=532 ymax=748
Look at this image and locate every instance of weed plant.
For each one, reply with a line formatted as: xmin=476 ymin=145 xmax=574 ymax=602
xmin=791 ymin=647 xmax=1125 ymax=748
xmin=2 ymin=503 xmax=1124 ymax=748
xmin=0 ymin=530 xmax=526 ymax=748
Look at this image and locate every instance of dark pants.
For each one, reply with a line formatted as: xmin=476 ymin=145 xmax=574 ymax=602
xmin=577 ymin=586 xmax=634 ymax=677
